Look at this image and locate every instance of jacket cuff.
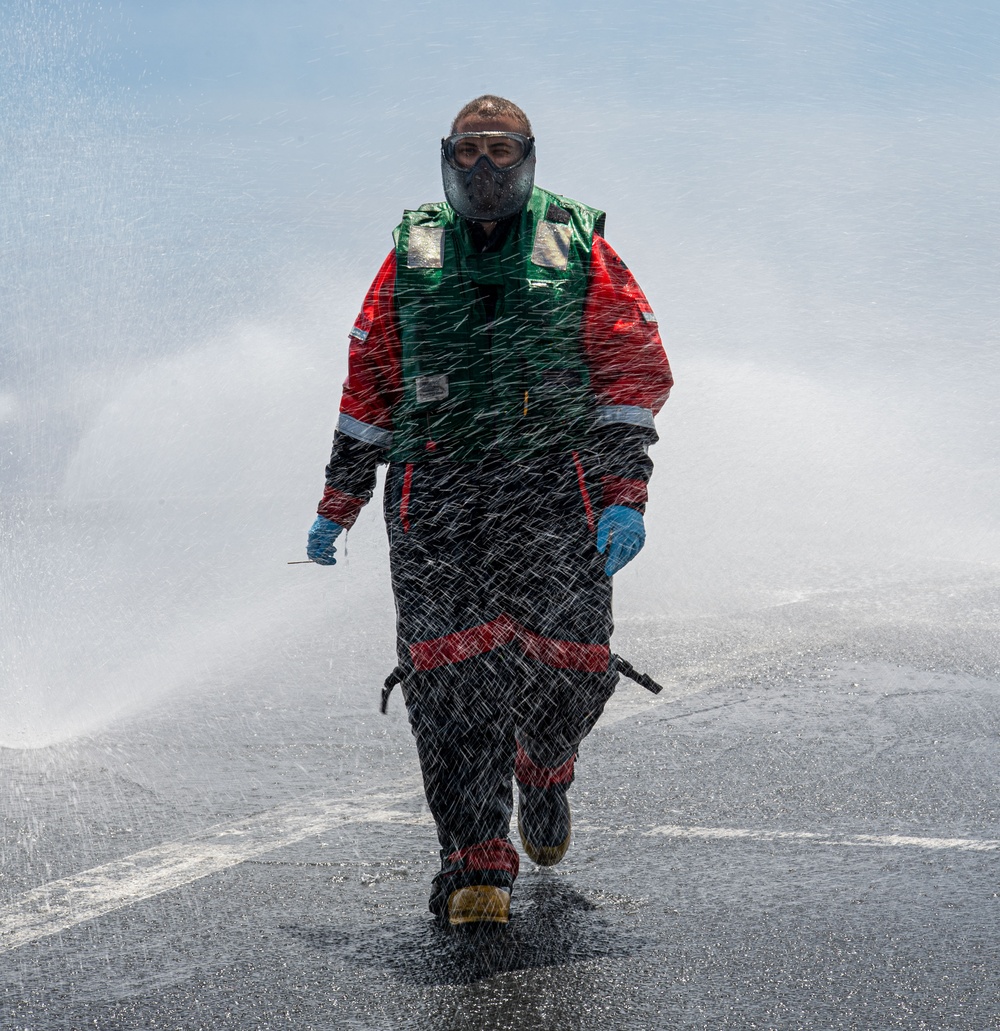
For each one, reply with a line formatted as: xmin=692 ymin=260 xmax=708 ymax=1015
xmin=601 ymin=475 xmax=648 ymax=513
xmin=317 ymin=486 xmax=366 ymax=530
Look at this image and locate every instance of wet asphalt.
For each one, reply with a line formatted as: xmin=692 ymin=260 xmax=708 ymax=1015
xmin=2 ymin=571 xmax=999 ymax=1030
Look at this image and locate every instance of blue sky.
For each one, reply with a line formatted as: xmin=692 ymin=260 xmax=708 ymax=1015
xmin=94 ymin=0 xmax=998 ymax=116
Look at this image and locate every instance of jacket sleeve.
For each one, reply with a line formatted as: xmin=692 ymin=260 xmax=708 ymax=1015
xmin=582 ymin=234 xmax=673 ymax=514
xmin=316 ymin=251 xmax=402 ymax=529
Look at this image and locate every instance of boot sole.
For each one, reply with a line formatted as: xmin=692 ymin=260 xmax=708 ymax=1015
xmin=447 ymin=886 xmax=511 ymax=926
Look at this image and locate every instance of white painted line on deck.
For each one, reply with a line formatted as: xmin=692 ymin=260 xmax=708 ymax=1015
xmin=0 ymin=787 xmax=424 ymax=955
xmin=641 ymin=824 xmax=1000 ymax=853
xmin=4 ymin=790 xmax=998 ymax=955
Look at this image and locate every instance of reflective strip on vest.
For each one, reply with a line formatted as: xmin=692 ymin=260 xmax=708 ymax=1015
xmin=338 ymin=413 xmax=393 ymax=448
xmin=595 ymin=405 xmax=656 ymax=429
xmin=406 ymin=226 xmax=445 ymax=268
xmin=531 ymin=221 xmax=572 ymax=270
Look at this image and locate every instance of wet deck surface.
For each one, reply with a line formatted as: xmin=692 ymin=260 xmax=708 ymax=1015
xmin=2 ymin=589 xmax=999 ymax=1030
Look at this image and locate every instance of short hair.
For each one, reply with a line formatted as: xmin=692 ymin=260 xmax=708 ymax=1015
xmin=451 ymin=95 xmax=532 ymax=136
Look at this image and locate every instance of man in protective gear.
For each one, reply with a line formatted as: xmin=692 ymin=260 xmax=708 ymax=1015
xmin=307 ymin=95 xmax=673 ymax=927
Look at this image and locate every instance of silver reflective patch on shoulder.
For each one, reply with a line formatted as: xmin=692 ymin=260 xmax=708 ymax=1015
xmin=406 ymin=226 xmax=445 ymax=268
xmin=415 ymin=373 xmax=449 ymax=403
xmin=531 ymin=222 xmax=572 ymax=270
xmin=641 ymin=310 xmax=658 ymax=325
xmin=349 ymin=325 xmax=370 ymax=342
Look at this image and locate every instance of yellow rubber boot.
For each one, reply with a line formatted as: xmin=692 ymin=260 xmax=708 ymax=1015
xmin=447 ymin=885 xmax=511 ymax=926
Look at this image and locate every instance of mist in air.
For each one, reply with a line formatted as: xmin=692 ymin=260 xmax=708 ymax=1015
xmin=2 ymin=0 xmax=998 ymax=746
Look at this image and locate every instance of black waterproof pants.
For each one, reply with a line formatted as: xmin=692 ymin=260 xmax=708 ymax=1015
xmin=384 ymin=451 xmax=619 ymax=854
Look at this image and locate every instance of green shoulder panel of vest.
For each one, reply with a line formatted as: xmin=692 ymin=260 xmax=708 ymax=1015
xmin=390 ymin=187 xmax=606 ymax=462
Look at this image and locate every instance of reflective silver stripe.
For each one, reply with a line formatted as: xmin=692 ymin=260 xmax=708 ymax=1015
xmin=531 ymin=221 xmax=572 ymax=270
xmin=349 ymin=326 xmax=370 ymax=342
xmin=641 ymin=310 xmax=658 ymax=325
xmin=595 ymin=405 xmax=656 ymax=429
xmin=337 ymin=413 xmax=393 ymax=448
xmin=407 ymin=226 xmax=445 ymax=268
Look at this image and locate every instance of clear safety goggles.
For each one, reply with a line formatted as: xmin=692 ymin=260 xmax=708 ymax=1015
xmin=441 ymin=131 xmax=534 ymax=171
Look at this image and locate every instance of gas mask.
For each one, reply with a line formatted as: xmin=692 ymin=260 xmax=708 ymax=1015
xmin=441 ymin=131 xmax=536 ymax=222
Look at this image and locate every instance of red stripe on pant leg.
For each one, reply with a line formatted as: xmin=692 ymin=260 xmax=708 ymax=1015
xmin=519 ymin=629 xmax=610 ymax=672
xmin=515 ymin=741 xmax=576 ymax=788
xmin=409 ymin=614 xmax=517 ymax=671
xmin=399 ymin=462 xmax=414 ymax=533
xmin=572 ymin=451 xmax=596 ymax=532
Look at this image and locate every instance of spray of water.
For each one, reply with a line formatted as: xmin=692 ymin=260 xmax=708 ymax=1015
xmin=0 ymin=4 xmax=388 ymax=745
xmin=2 ymin=2 xmax=999 ymax=747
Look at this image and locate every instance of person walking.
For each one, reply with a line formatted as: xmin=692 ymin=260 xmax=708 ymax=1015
xmin=307 ymin=95 xmax=673 ymax=927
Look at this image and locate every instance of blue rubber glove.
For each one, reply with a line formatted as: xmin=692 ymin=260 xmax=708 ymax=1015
xmin=596 ymin=505 xmax=645 ymax=577
xmin=307 ymin=516 xmax=343 ymax=565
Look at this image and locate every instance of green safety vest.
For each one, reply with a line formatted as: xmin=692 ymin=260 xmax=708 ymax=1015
xmin=390 ymin=186 xmax=607 ymax=462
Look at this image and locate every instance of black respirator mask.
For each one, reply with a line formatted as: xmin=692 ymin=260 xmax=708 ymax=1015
xmin=441 ymin=131 xmax=536 ymax=222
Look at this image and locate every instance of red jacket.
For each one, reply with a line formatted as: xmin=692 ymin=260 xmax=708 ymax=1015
xmin=319 ymin=233 xmax=673 ymax=530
